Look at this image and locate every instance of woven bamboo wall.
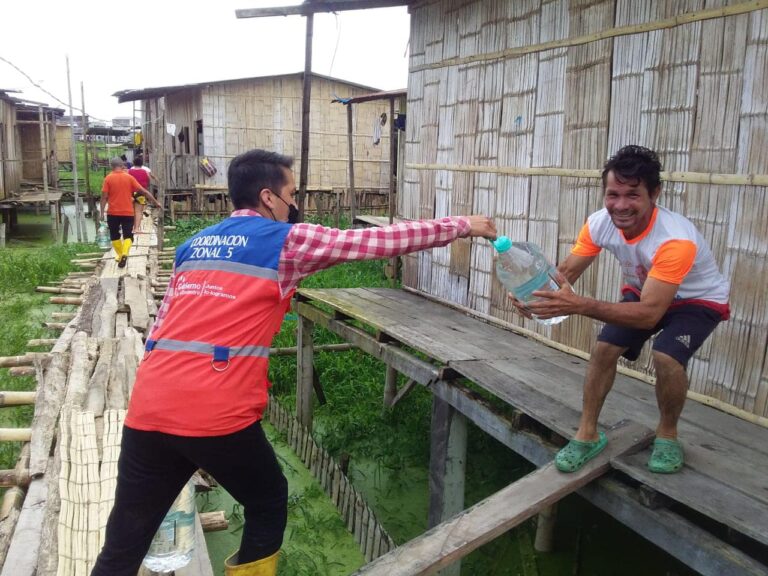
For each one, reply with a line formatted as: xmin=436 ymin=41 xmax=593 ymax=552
xmin=200 ymin=76 xmax=391 ymax=190
xmin=141 ymin=76 xmax=393 ymax=195
xmin=402 ymin=0 xmax=768 ymax=418
xmin=0 ymin=98 xmax=22 ymax=200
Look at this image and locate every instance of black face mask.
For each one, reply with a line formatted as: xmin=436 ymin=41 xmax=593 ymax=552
xmin=271 ymin=192 xmax=299 ymax=224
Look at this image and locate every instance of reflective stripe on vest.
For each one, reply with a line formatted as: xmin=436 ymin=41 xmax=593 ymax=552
xmin=145 ymin=338 xmax=270 ymax=361
xmin=175 ymin=259 xmax=278 ymax=280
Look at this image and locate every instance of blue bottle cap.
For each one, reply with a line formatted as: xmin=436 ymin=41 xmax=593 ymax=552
xmin=492 ymin=236 xmax=512 ymax=252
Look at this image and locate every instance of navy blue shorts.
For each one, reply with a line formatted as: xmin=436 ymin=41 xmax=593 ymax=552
xmin=597 ymin=292 xmax=724 ymax=368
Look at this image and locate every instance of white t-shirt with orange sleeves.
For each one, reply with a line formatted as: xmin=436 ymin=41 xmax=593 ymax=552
xmin=572 ymin=206 xmax=730 ymax=313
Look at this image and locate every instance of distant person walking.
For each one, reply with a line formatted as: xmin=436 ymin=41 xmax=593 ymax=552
xmin=127 ymin=155 xmax=158 ymax=233
xmin=101 ymin=157 xmax=161 ymax=268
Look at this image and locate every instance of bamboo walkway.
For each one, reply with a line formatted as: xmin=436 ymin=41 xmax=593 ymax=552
xmin=0 ymin=215 xmax=214 ymax=576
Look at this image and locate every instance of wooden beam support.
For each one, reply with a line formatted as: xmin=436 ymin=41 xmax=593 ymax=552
xmin=389 ymin=379 xmax=417 ymax=408
xmin=296 ymin=316 xmax=315 ymax=429
xmin=347 ymin=104 xmax=357 ymax=223
xmin=355 ymin=422 xmax=652 ymax=576
xmin=427 ymin=397 xmax=467 ymax=576
xmin=236 ymin=0 xmax=408 ymax=18
xmin=271 ymin=343 xmax=354 ymax=356
xmin=383 ymin=365 xmax=399 ymax=408
xmin=297 ymin=13 xmax=313 ymax=222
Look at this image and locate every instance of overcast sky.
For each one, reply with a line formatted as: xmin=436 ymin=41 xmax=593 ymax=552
xmin=0 ymin=1 xmax=410 ymax=123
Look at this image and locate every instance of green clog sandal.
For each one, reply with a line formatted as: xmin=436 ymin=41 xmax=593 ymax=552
xmin=648 ymin=438 xmax=684 ymax=474
xmin=555 ymin=432 xmax=608 ymax=473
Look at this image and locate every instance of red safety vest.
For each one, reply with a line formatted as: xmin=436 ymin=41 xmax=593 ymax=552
xmin=125 ymin=216 xmax=294 ymax=436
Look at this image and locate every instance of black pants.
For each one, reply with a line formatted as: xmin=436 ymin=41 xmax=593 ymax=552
xmin=106 ymin=215 xmax=134 ymax=241
xmin=91 ymin=421 xmax=288 ymax=576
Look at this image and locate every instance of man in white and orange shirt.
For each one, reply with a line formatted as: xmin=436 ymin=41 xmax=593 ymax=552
xmin=521 ymin=145 xmax=729 ymax=475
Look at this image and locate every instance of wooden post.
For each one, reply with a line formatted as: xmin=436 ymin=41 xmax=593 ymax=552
xmin=81 ymin=82 xmax=94 ymax=225
xmin=65 ymin=56 xmax=83 ymax=242
xmin=428 ymin=396 xmax=467 ymax=576
xmin=534 ymin=504 xmax=557 ymax=552
xmin=346 ymin=104 xmax=357 ymax=224
xmin=0 ymin=223 xmax=5 ymax=248
xmin=388 ymin=97 xmax=397 ymax=285
xmin=297 ymin=13 xmax=314 ymax=223
xmin=383 ymin=365 xmax=398 ymax=408
xmin=296 ymin=315 xmax=315 ymax=429
xmin=37 ymin=108 xmax=49 ymax=218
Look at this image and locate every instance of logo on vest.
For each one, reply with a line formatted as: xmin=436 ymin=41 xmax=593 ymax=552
xmin=176 ymin=275 xmax=236 ymax=301
xmin=189 ymin=234 xmax=249 ymax=260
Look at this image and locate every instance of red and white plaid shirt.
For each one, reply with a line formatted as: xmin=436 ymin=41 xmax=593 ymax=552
xmin=151 ymin=211 xmax=470 ymax=335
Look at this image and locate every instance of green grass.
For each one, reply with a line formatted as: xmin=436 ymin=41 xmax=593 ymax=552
xmin=163 ymin=216 xmax=697 ymax=576
xmin=58 ymin=141 xmax=130 ymax=196
xmin=0 ymin=236 xmax=93 ymax=471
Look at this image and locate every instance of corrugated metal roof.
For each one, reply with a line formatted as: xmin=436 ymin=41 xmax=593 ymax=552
xmin=114 ymin=72 xmax=383 ymax=103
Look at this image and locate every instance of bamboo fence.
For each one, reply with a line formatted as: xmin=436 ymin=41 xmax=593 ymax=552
xmin=402 ymin=0 xmax=768 ymax=418
xmin=264 ymin=396 xmax=397 ymax=563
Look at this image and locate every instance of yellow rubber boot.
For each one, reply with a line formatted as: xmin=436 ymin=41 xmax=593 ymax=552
xmin=122 ymin=238 xmax=133 ymax=257
xmin=111 ymin=240 xmax=123 ymax=261
xmin=224 ymin=550 xmax=279 ymax=576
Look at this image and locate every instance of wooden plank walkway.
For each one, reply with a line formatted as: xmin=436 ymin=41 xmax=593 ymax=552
xmin=355 ymin=422 xmax=653 ymax=576
xmin=297 ymin=287 xmax=768 ymax=574
xmin=0 ymin=214 xmax=213 ymax=576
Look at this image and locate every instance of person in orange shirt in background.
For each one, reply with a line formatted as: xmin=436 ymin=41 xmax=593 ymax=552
xmin=513 ymin=145 xmax=730 ymax=474
xmin=101 ymin=157 xmax=161 ymax=268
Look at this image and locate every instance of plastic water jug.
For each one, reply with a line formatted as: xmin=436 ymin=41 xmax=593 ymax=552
xmin=492 ymin=236 xmax=568 ymax=326
xmin=142 ymin=481 xmax=196 ymax=572
xmin=96 ymin=222 xmax=110 ymax=250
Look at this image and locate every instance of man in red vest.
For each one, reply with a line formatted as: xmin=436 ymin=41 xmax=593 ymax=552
xmin=92 ymin=149 xmax=497 ymax=576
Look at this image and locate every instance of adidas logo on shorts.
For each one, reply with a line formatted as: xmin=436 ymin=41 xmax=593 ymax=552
xmin=676 ymin=334 xmax=691 ymax=349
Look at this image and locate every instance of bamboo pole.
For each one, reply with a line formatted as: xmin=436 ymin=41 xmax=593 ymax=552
xmin=65 ymin=55 xmax=83 ymax=242
xmin=82 ymin=83 xmax=94 ymax=223
xmin=37 ymin=108 xmax=49 ymax=208
xmin=49 ymin=297 xmax=83 ymax=306
xmin=0 ymin=354 xmax=50 ymax=368
xmin=347 ymin=104 xmax=357 ymax=223
xmin=43 ymin=322 xmax=68 ymax=330
xmin=35 ymin=287 xmax=83 ymax=295
xmin=50 ymin=312 xmax=76 ymax=320
xmin=8 ymin=368 xmax=35 ymax=377
xmin=0 ymin=392 xmax=36 ymax=407
xmin=402 ymin=287 xmax=768 ymax=429
xmin=412 ymin=0 xmax=768 ymax=72
xmin=27 ymin=339 xmax=57 ymax=347
xmin=0 ymin=485 xmax=25 ymax=511
xmin=297 ymin=12 xmax=314 ymax=222
xmin=406 ymin=163 xmax=768 ymax=188
xmin=0 ymin=429 xmax=32 ymax=442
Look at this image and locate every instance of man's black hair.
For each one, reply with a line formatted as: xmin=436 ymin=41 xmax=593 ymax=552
xmin=227 ymin=149 xmax=294 ymax=209
xmin=133 ymin=155 xmax=144 ymax=167
xmin=602 ymin=145 xmax=662 ymax=194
